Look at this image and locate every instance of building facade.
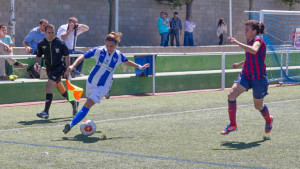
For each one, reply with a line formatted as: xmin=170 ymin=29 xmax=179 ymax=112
xmin=0 ymin=0 xmax=299 ymax=47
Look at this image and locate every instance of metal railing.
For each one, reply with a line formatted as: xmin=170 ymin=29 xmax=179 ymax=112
xmin=0 ymin=50 xmax=296 ymax=95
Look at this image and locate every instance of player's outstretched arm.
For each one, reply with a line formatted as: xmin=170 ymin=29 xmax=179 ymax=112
xmin=227 ymin=37 xmax=261 ymax=55
xmin=232 ymin=61 xmax=245 ymax=69
xmin=123 ymin=60 xmax=150 ymax=70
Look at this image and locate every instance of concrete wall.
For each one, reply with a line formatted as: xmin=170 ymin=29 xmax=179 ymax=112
xmin=0 ymin=0 xmax=299 ymax=47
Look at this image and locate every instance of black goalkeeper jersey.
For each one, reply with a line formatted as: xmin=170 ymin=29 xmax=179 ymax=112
xmin=36 ymin=37 xmax=69 ymax=69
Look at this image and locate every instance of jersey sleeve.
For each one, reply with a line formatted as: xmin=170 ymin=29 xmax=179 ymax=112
xmin=57 ymin=26 xmax=67 ymax=40
xmin=24 ymin=30 xmax=33 ymax=43
xmin=84 ymin=47 xmax=98 ymax=58
xmin=36 ymin=42 xmax=43 ymax=58
xmin=62 ymin=42 xmax=69 ymax=56
xmin=254 ymin=37 xmax=263 ymax=43
xmin=120 ymin=53 xmax=128 ymax=62
xmin=6 ymin=36 xmax=13 ymax=45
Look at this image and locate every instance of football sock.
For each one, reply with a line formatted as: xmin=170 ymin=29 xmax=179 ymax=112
xmin=260 ymin=104 xmax=271 ymax=124
xmin=62 ymin=91 xmax=75 ymax=105
xmin=228 ymin=100 xmax=237 ymax=126
xmin=70 ymin=106 xmax=89 ymax=128
xmin=44 ymin=93 xmax=53 ymax=114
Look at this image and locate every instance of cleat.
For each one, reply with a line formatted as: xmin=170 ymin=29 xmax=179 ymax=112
xmin=14 ymin=62 xmax=28 ymax=69
xmin=105 ymin=90 xmax=111 ymax=99
xmin=63 ymin=124 xmax=71 ymax=134
xmin=75 ymin=71 xmax=84 ymax=77
xmin=265 ymin=116 xmax=273 ymax=133
xmin=37 ymin=111 xmax=49 ymax=119
xmin=72 ymin=101 xmax=79 ymax=116
xmin=8 ymin=75 xmax=18 ymax=80
xmin=221 ymin=125 xmax=238 ymax=135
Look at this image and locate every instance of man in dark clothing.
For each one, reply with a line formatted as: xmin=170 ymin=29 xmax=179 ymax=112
xmin=34 ymin=24 xmax=78 ymax=119
xmin=170 ymin=12 xmax=182 ymax=46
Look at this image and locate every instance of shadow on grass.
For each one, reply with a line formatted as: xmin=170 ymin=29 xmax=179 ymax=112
xmin=53 ymin=131 xmax=134 ymax=144
xmin=213 ymin=136 xmax=271 ymax=150
xmin=18 ymin=116 xmax=73 ymax=125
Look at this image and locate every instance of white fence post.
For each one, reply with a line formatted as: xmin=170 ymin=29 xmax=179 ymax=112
xmin=221 ymin=53 xmax=226 ymax=90
xmin=281 ymin=52 xmax=283 ymax=82
xmin=152 ymin=54 xmax=156 ymax=95
xmin=286 ymin=49 xmax=289 ymax=76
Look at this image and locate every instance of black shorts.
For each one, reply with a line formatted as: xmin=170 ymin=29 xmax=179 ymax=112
xmin=46 ymin=65 xmax=65 ymax=83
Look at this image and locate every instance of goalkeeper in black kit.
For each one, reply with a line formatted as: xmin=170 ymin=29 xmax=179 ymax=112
xmin=34 ymin=24 xmax=79 ymax=119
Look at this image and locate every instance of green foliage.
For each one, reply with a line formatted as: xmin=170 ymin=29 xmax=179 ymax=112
xmin=281 ymin=0 xmax=300 ymax=10
xmin=156 ymin=0 xmax=193 ymax=9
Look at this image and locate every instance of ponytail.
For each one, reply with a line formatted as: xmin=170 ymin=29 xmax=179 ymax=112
xmin=105 ymin=32 xmax=123 ymax=43
xmin=258 ymin=23 xmax=265 ymax=34
xmin=245 ymin=20 xmax=265 ymax=35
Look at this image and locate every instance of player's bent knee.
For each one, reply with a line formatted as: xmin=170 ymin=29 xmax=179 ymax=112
xmin=228 ymin=92 xmax=236 ymax=101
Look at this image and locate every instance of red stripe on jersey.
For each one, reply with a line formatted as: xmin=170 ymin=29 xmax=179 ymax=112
xmin=254 ymin=52 xmax=261 ymax=80
xmin=242 ymin=36 xmax=267 ymax=80
xmin=261 ymin=43 xmax=267 ymax=76
xmin=249 ymin=53 xmax=254 ymax=80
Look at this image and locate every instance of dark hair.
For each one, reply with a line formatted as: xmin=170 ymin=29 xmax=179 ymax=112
xmin=39 ymin=19 xmax=48 ymax=25
xmin=245 ymin=20 xmax=265 ymax=34
xmin=45 ymin=24 xmax=55 ymax=32
xmin=69 ymin=17 xmax=78 ymax=22
xmin=105 ymin=32 xmax=123 ymax=44
xmin=174 ymin=12 xmax=178 ymax=15
xmin=0 ymin=24 xmax=6 ymax=29
xmin=217 ymin=18 xmax=224 ymax=27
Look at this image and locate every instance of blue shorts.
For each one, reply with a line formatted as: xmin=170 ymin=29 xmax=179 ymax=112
xmin=234 ymin=74 xmax=269 ymax=99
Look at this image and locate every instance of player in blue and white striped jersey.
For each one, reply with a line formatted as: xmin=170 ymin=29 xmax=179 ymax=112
xmin=63 ymin=32 xmax=149 ymax=134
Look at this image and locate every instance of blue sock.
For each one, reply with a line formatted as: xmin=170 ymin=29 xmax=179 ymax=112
xmin=70 ymin=106 xmax=89 ymax=128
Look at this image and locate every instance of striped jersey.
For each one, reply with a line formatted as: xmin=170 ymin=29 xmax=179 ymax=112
xmin=84 ymin=46 xmax=128 ymax=87
xmin=242 ymin=35 xmax=267 ymax=80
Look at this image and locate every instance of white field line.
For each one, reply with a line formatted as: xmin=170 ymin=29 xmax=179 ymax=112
xmin=0 ymin=98 xmax=299 ymax=132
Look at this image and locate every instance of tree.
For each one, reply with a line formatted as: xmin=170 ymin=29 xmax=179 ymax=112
xmin=249 ymin=0 xmax=253 ymax=20
xmin=281 ymin=0 xmax=300 ymax=10
xmin=156 ymin=0 xmax=194 ymax=20
xmin=108 ymin=0 xmax=115 ymax=34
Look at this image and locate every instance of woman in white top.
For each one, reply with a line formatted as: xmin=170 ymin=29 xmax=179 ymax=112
xmin=217 ymin=18 xmax=227 ymax=45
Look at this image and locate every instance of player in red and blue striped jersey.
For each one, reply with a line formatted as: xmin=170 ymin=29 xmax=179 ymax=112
xmin=62 ymin=32 xmax=150 ymax=134
xmin=221 ymin=20 xmax=273 ymax=135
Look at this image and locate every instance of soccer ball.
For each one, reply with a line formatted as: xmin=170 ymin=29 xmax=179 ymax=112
xmin=80 ymin=120 xmax=96 ymax=136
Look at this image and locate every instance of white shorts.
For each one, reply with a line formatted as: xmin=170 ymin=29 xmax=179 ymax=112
xmin=86 ymin=81 xmax=110 ymax=104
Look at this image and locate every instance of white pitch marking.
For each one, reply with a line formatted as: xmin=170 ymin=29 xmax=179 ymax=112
xmin=0 ymin=98 xmax=299 ymax=132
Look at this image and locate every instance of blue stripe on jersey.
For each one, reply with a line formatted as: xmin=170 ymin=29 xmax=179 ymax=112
xmin=95 ymin=52 xmax=119 ymax=86
xmin=109 ymin=52 xmax=119 ymax=69
xmin=88 ymin=65 xmax=100 ymax=83
xmin=84 ymin=47 xmax=97 ymax=58
xmin=97 ymin=70 xmax=110 ymax=86
xmin=251 ymin=51 xmax=257 ymax=78
xmin=120 ymin=53 xmax=128 ymax=62
xmin=98 ymin=50 xmax=106 ymax=63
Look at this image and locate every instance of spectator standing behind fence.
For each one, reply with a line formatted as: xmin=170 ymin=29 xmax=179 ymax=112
xmin=170 ymin=12 xmax=182 ymax=46
xmin=184 ymin=16 xmax=196 ymax=46
xmin=57 ymin=17 xmax=89 ymax=78
xmin=165 ymin=12 xmax=170 ymax=46
xmin=0 ymin=24 xmax=28 ymax=80
xmin=157 ymin=12 xmax=169 ymax=47
xmin=217 ymin=18 xmax=227 ymax=45
xmin=23 ymin=19 xmax=48 ymax=55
